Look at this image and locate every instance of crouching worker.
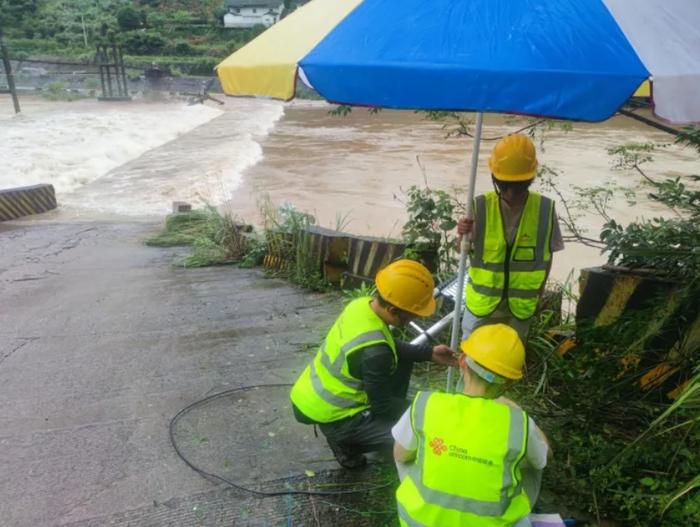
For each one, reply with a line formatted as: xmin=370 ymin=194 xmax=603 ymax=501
xmin=290 ymin=259 xmax=458 ymax=469
xmin=392 ymin=324 xmax=550 ymax=527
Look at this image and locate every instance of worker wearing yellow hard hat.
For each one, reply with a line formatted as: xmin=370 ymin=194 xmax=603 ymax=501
xmin=393 ymin=324 xmax=551 ymax=526
xmin=457 ymin=134 xmax=565 ymax=343
xmin=290 ymin=259 xmax=459 ymax=468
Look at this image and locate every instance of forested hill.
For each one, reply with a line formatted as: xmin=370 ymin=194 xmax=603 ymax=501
xmin=0 ymin=0 xmax=307 ymax=75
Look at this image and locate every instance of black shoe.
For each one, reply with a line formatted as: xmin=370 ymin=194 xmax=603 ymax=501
xmin=327 ymin=441 xmax=367 ymax=469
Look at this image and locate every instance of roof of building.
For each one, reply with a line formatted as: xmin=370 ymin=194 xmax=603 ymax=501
xmin=227 ymin=0 xmax=283 ymax=7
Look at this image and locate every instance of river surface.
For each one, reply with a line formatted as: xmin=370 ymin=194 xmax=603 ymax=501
xmin=1 ymin=94 xmax=698 ymax=283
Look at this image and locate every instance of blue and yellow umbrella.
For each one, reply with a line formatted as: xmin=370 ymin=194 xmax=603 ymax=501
xmin=217 ymin=0 xmax=699 ymax=387
xmin=218 ymin=0 xmax=699 ymax=124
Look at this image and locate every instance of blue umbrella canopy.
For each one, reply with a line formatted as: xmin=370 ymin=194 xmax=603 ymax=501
xmin=299 ymin=0 xmax=649 ymax=121
xmin=219 ymin=0 xmax=699 ymax=123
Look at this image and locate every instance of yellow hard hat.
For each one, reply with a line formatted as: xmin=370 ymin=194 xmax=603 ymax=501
xmin=375 ymin=259 xmax=436 ymax=317
xmin=489 ymin=134 xmax=538 ymax=182
xmin=460 ymin=324 xmax=525 ymax=380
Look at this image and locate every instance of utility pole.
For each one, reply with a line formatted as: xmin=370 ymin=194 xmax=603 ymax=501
xmin=0 ymin=24 xmax=20 ymax=114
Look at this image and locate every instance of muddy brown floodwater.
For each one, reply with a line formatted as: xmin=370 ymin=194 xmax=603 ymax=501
xmin=227 ymin=101 xmax=699 ymax=285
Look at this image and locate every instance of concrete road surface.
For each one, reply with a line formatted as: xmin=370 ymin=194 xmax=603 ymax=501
xmin=0 ymin=220 xmax=396 ymax=526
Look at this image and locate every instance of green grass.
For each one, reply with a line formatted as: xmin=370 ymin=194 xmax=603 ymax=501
xmin=146 ymin=209 xmax=211 ymax=247
xmin=146 ymin=207 xmax=253 ymax=268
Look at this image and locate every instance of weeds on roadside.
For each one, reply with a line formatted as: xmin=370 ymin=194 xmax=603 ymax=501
xmin=513 ymin=282 xmax=700 ymax=526
xmin=258 ymin=196 xmax=330 ymax=292
xmin=146 ymin=206 xmax=252 ymax=268
xmin=146 ymin=209 xmax=210 ymax=247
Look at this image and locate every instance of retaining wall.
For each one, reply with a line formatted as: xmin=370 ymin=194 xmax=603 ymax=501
xmin=0 ymin=184 xmax=57 ymax=221
xmin=263 ymin=225 xmax=436 ymax=287
xmin=575 ymin=266 xmax=699 ymax=398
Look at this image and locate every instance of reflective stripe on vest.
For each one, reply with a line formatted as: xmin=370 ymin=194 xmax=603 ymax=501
xmin=466 ymin=191 xmax=554 ymax=320
xmin=396 ymin=392 xmax=530 ymax=527
xmin=290 ymin=297 xmax=396 ymax=423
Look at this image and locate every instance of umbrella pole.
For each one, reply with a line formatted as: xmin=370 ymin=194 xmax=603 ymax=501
xmin=446 ymin=111 xmax=483 ymax=392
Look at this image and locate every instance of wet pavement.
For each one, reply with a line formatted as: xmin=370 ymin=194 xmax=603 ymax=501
xmin=0 ymin=220 xmax=396 ymax=526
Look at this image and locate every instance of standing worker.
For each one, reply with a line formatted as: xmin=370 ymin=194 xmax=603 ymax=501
xmin=290 ymin=259 xmax=458 ymax=469
xmin=392 ymin=324 xmax=550 ymax=527
xmin=458 ymin=134 xmax=564 ymax=343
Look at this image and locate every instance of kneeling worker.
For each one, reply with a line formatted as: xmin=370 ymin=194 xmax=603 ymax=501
xmin=290 ymin=259 xmax=458 ymax=469
xmin=392 ymin=324 xmax=550 ymax=527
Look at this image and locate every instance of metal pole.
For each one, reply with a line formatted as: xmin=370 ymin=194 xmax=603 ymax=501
xmin=104 ymin=48 xmax=113 ymax=97
xmin=118 ymin=46 xmax=128 ymax=97
xmin=0 ymin=25 xmax=20 ymax=114
xmin=95 ymin=45 xmax=107 ymax=98
xmin=111 ymin=43 xmax=122 ymax=96
xmin=409 ymin=314 xmax=453 ymax=346
xmin=446 ymin=112 xmax=483 ymax=392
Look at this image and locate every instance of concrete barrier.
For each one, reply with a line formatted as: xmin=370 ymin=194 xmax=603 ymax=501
xmin=342 ymin=235 xmax=408 ymax=288
xmin=575 ymin=266 xmax=699 ymax=398
xmin=0 ymin=184 xmax=57 ymax=221
xmin=263 ymin=225 xmax=439 ymax=286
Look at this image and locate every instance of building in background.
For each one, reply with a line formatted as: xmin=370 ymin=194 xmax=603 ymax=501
xmin=223 ymin=0 xmax=285 ymax=29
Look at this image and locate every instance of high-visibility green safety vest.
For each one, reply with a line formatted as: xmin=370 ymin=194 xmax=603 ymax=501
xmin=466 ymin=191 xmax=554 ymax=320
xmin=290 ymin=297 xmax=396 ymax=423
xmin=396 ymin=392 xmax=531 ymax=527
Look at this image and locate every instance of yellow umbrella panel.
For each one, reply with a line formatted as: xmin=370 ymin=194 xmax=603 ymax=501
xmin=216 ymin=0 xmax=363 ymax=100
xmin=633 ymin=80 xmax=650 ymax=98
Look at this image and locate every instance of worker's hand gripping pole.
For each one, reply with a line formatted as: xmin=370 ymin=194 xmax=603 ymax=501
xmin=446 ymin=112 xmax=484 ymax=393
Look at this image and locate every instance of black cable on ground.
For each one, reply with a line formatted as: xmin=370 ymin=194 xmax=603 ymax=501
xmin=169 ymin=383 xmax=394 ymax=497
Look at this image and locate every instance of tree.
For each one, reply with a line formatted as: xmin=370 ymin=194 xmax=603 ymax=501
xmin=0 ymin=0 xmax=39 ymax=28
xmin=117 ymin=6 xmax=142 ymax=31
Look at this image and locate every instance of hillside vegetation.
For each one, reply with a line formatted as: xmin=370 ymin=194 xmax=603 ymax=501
xmin=0 ymin=0 xmax=305 ymax=75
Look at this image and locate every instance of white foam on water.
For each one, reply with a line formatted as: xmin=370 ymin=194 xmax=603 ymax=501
xmin=0 ymin=102 xmax=223 ymax=196
xmin=0 ymin=98 xmax=285 ymax=217
xmin=175 ymin=99 xmax=286 ymax=213
xmin=61 ymin=98 xmax=285 ymax=216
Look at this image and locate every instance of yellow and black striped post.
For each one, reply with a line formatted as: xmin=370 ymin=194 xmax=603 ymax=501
xmin=0 ymin=184 xmax=57 ymax=221
xmin=342 ymin=235 xmax=408 ymax=288
xmin=576 ymin=266 xmax=700 ymax=398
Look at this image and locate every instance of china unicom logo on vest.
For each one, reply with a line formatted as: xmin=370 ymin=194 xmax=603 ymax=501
xmin=429 ymin=437 xmax=447 ymax=456
xmin=429 ymin=438 xmax=495 ymax=466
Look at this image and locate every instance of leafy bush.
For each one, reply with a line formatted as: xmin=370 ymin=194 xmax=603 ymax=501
xmin=599 ymin=131 xmax=700 ymax=280
xmin=258 ymin=197 xmax=329 ymax=291
xmin=601 ymin=213 xmax=700 ymax=278
xmin=117 ymin=6 xmax=142 ymax=31
xmin=238 ymin=233 xmax=267 ymax=268
xmin=516 ymin=288 xmax=700 ymax=526
xmin=11 ymin=50 xmax=30 ymax=61
xmin=41 ymin=81 xmax=83 ymax=101
xmin=0 ymin=0 xmax=39 ymax=27
xmin=399 ymin=180 xmax=461 ymax=275
xmin=169 ymin=39 xmax=196 ymax=56
xmin=120 ymin=30 xmax=167 ymax=54
xmin=145 ymin=11 xmax=166 ymax=29
xmin=170 ymin=10 xmax=192 ymax=25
